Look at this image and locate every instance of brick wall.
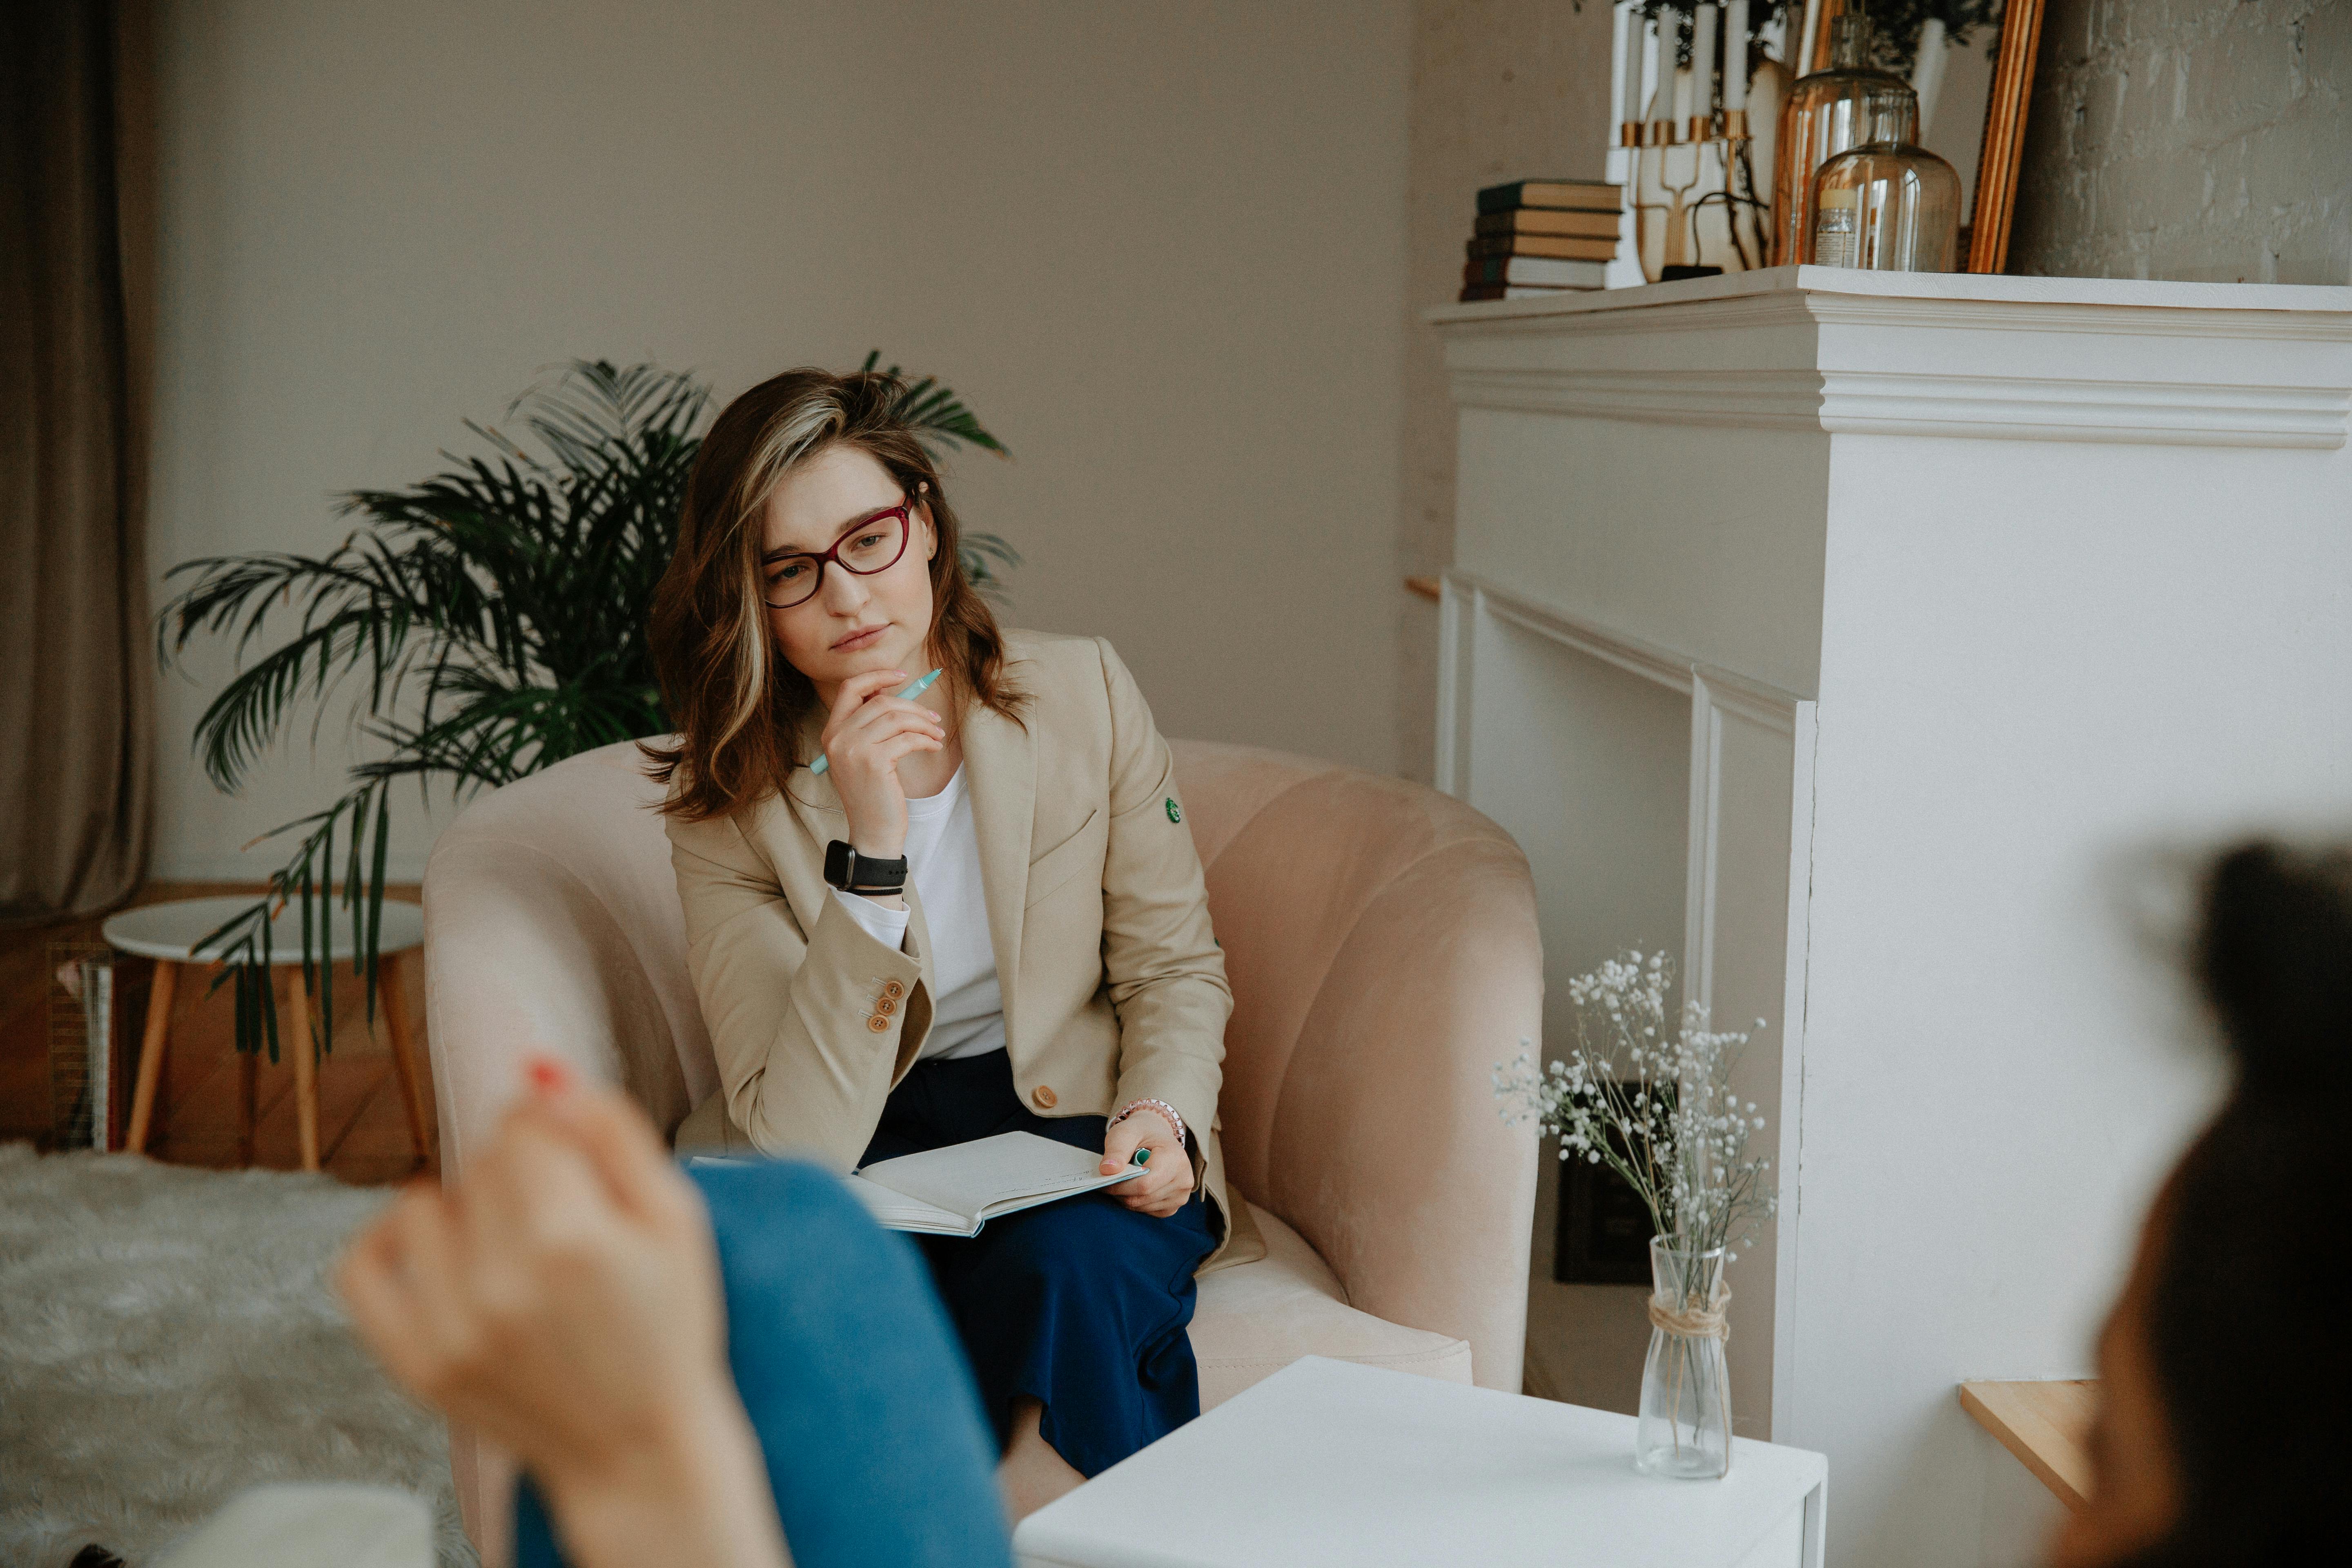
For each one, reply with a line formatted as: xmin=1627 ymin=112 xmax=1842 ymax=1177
xmin=2010 ymin=0 xmax=2350 ymax=283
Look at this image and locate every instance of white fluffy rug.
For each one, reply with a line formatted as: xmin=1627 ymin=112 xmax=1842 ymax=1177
xmin=0 ymin=1145 xmax=475 ymax=1567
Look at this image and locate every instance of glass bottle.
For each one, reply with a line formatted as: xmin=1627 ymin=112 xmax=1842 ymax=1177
xmin=1635 ymin=1235 xmax=1734 ymax=1480
xmin=1810 ymin=139 xmax=1962 ymax=270
xmin=1768 ymin=12 xmax=1917 ymax=267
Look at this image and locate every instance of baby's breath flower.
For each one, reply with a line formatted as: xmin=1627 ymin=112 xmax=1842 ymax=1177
xmin=1490 ymin=950 xmax=1777 ymax=1260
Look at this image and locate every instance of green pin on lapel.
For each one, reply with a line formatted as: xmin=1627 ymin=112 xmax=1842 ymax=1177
xmin=1164 ymin=797 xmax=1181 ymax=823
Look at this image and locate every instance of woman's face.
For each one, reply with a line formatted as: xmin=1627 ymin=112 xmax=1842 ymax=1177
xmin=759 ymin=443 xmax=938 ymax=698
xmin=2048 ymin=1178 xmax=2183 ymax=1568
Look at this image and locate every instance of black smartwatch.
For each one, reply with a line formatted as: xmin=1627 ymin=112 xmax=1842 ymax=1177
xmin=824 ymin=840 xmax=909 ymax=895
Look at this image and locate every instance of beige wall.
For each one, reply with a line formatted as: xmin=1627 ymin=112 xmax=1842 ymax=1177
xmin=149 ymin=0 xmax=1409 ymax=880
xmin=1405 ymin=0 xmax=1629 ymax=1413
xmin=1399 ymin=0 xmax=1614 ymax=786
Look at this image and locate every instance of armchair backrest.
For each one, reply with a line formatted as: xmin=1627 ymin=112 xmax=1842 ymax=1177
xmin=1167 ymin=740 xmax=1541 ymax=1391
xmin=422 ymin=741 xmax=713 ymax=1174
xmin=423 ymin=737 xmax=1539 ymax=1385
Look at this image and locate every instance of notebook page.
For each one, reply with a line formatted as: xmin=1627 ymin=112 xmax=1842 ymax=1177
xmin=969 ymin=1167 xmax=1143 ymax=1225
xmin=841 ymin=1172 xmax=969 ymax=1234
xmin=686 ymin=1156 xmax=975 ymax=1235
xmin=858 ymin=1131 xmax=1138 ymax=1224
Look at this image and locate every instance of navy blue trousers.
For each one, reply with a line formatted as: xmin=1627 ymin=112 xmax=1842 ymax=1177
xmin=862 ymin=1051 xmax=1218 ymax=1480
xmin=514 ymin=1158 xmax=1012 ymax=1568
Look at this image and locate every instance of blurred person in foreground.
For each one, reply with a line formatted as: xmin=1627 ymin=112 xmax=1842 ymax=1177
xmin=336 ymin=1056 xmax=1011 ymax=1568
xmin=2054 ymin=841 xmax=2350 ymax=1568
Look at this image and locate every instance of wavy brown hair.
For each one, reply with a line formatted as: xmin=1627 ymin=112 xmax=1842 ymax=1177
xmin=642 ymin=368 xmax=1025 ymax=821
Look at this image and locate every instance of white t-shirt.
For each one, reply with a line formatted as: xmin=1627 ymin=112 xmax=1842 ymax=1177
xmin=829 ymin=764 xmax=1005 ymax=1061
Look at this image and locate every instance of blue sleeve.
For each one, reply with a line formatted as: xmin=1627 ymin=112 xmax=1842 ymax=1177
xmin=516 ymin=1158 xmax=1011 ymax=1568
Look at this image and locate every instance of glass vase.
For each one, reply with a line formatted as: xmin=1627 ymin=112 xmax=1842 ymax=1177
xmin=1809 ymin=139 xmax=1962 ymax=271
xmin=1768 ymin=12 xmax=1917 ymax=266
xmin=1636 ymin=1235 xmax=1733 ymax=1479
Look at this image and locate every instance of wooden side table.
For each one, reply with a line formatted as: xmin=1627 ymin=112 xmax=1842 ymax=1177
xmin=100 ymin=897 xmax=430 ymax=1173
xmin=1015 ymin=1356 xmax=1828 ymax=1568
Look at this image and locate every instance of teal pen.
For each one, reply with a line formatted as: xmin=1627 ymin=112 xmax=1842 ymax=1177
xmin=808 ymin=668 xmax=943 ymax=775
xmin=1130 ymin=1148 xmax=1151 ymax=1166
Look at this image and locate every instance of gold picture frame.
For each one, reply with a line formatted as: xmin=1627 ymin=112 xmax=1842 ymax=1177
xmin=1965 ymin=0 xmax=2045 ymax=272
xmin=1795 ymin=0 xmax=2046 ymax=274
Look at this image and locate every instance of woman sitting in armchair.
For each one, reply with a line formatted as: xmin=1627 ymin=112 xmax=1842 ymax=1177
xmin=642 ymin=365 xmax=1261 ymax=1516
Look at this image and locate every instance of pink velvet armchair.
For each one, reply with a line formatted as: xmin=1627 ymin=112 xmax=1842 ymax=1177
xmin=421 ymin=737 xmax=1540 ymax=1559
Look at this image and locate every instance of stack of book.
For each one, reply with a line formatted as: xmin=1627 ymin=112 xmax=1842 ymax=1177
xmin=1459 ymin=178 xmax=1622 ymax=301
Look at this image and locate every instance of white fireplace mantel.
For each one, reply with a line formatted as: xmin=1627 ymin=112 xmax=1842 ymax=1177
xmin=1426 ymin=269 xmax=2352 ymax=1568
xmin=1429 ymin=266 xmax=2352 ymax=447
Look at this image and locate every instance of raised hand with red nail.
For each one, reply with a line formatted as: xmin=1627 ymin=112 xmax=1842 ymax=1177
xmin=335 ymin=1058 xmax=788 ymax=1568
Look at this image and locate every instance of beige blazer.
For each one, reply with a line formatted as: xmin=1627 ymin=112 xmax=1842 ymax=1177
xmin=666 ymin=628 xmax=1264 ymax=1273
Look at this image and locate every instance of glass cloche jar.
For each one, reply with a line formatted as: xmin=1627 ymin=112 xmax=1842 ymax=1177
xmin=1769 ymin=12 xmax=1917 ymax=267
xmin=1809 ymin=139 xmax=1962 ymax=270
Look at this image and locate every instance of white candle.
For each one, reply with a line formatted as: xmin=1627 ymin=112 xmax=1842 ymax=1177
xmin=1670 ymin=17 xmax=1692 ymax=122
xmin=1725 ymin=0 xmax=1750 ymax=111
xmin=1692 ymin=4 xmax=1719 ymax=118
xmin=1649 ymin=14 xmax=1669 ymax=123
xmin=1797 ymin=0 xmax=1824 ymax=76
xmin=1620 ymin=4 xmax=1646 ymax=125
xmin=1911 ymin=17 xmax=1949 ymax=134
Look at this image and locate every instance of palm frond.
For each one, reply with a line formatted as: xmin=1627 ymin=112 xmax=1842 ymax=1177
xmin=166 ymin=355 xmax=1007 ymax=999
xmin=959 ymin=532 xmax=1024 ymax=597
xmin=859 ymin=350 xmax=1012 ymax=459
xmin=192 ymin=776 xmax=391 ymax=1061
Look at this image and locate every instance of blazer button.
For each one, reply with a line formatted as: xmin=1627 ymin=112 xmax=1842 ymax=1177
xmin=1032 ymin=1085 xmax=1058 ymax=1109
xmin=867 ymin=1015 xmax=890 ymax=1033
xmin=875 ymin=996 xmax=897 ymax=1015
xmin=882 ymin=980 xmax=905 ymax=1000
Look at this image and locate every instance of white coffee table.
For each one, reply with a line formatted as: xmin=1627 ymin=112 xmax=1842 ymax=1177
xmin=101 ymin=896 xmax=429 ymax=1172
xmin=1013 ymin=1356 xmax=1827 ymax=1568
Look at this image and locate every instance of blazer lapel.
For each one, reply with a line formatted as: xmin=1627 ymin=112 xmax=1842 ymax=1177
xmin=762 ymin=752 xmax=840 ymax=944
xmin=960 ymin=696 xmax=1035 ymax=1050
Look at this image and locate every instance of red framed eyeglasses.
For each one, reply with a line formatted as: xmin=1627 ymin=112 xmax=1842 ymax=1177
xmin=761 ymin=499 xmax=915 ymax=610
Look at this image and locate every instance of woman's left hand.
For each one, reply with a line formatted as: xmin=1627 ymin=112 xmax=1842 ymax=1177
xmin=1099 ymin=1107 xmax=1194 ymax=1217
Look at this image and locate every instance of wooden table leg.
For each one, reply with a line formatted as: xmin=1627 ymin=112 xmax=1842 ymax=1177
xmin=124 ymin=960 xmax=179 ymax=1154
xmin=379 ymin=949 xmax=431 ymax=1161
xmin=283 ymin=969 xmax=321 ymax=1173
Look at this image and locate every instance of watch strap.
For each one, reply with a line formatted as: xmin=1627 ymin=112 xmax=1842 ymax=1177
xmin=824 ymin=839 xmax=909 ymax=894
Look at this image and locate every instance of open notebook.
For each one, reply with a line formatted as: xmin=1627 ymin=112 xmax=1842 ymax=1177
xmin=690 ymin=1131 xmax=1144 ymax=1238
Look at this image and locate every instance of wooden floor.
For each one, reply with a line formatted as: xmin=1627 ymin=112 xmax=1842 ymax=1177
xmin=1 ymin=882 xmax=437 ymax=1187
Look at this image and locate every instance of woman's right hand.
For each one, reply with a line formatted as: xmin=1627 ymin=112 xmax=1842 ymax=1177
xmin=819 ymin=668 xmax=946 ymax=858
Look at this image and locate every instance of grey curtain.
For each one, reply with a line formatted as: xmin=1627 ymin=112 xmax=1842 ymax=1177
xmin=0 ymin=0 xmax=156 ymax=923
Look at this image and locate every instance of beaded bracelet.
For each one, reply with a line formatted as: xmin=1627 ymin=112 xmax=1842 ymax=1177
xmin=1111 ymin=1097 xmax=1187 ymax=1149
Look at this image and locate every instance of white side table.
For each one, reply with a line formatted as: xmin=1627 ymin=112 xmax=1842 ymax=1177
xmin=1013 ymin=1356 xmax=1827 ymax=1568
xmin=101 ymin=897 xmax=429 ymax=1173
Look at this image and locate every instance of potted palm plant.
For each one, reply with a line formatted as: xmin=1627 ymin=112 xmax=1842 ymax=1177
xmin=158 ymin=356 xmax=1010 ymax=1058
